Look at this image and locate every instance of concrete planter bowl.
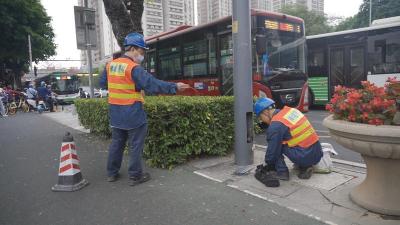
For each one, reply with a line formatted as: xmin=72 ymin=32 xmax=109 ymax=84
xmin=323 ymin=115 xmax=400 ymax=216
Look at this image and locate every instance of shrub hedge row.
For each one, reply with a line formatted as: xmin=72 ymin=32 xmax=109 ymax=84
xmin=76 ymin=96 xmax=248 ymax=168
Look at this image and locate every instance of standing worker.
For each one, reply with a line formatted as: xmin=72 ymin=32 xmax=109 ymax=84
xmin=253 ymin=97 xmax=323 ymax=187
xmin=100 ymin=32 xmax=189 ymax=186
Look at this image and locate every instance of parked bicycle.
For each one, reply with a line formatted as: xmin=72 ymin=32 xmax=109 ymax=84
xmin=7 ymin=92 xmax=29 ymax=115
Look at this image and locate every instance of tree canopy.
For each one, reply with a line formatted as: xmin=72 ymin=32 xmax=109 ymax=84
xmin=103 ymin=0 xmax=144 ymax=49
xmin=0 ymin=0 xmax=56 ymax=85
xmin=336 ymin=0 xmax=400 ymax=31
xmin=281 ymin=4 xmax=333 ymax=35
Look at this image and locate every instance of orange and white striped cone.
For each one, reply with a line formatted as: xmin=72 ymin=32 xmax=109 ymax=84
xmin=52 ymin=132 xmax=89 ymax=192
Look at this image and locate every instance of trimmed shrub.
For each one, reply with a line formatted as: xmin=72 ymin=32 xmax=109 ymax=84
xmin=75 ymin=96 xmax=237 ymax=168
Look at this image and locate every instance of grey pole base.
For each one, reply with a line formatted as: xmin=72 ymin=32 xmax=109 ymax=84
xmin=52 ymin=179 xmax=89 ymax=192
xmin=234 ymin=165 xmax=254 ymax=176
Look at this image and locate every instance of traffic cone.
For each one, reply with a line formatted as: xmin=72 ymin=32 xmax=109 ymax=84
xmin=52 ymin=132 xmax=89 ymax=192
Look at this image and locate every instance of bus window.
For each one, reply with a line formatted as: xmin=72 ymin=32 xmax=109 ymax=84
xmin=146 ymin=50 xmax=156 ymax=74
xmin=369 ymin=30 xmax=400 ymax=75
xmin=209 ymin=36 xmax=217 ymax=75
xmin=183 ymin=39 xmax=207 ymax=77
xmin=308 ymin=50 xmax=326 ymax=77
xmin=158 ymin=46 xmax=182 ymax=80
xmin=219 ymin=34 xmax=234 ymax=95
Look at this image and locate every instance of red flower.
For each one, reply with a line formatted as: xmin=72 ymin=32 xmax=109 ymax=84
xmin=327 ymin=81 xmax=398 ymax=126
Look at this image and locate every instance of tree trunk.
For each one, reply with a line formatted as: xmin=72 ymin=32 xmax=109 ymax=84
xmin=102 ymin=0 xmax=144 ymax=50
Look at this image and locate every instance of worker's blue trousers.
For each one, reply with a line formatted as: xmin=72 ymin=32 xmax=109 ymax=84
xmin=107 ymin=124 xmax=148 ymax=178
xmin=273 ymin=142 xmax=323 ymax=173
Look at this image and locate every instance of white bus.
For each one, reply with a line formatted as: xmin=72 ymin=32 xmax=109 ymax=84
xmin=306 ymin=16 xmax=400 ymax=106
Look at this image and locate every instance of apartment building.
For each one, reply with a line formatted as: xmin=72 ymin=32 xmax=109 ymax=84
xmin=79 ymin=0 xmax=195 ymax=70
xmin=271 ymin=0 xmax=324 ymax=14
xmin=198 ymin=0 xmax=276 ymax=24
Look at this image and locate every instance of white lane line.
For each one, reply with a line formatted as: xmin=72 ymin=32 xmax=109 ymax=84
xmin=319 ymin=135 xmax=331 ymax=138
xmin=193 ymin=171 xmax=223 ymax=183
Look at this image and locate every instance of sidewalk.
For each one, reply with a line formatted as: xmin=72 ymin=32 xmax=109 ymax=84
xmin=1 ymin=111 xmax=325 ymax=225
xmin=189 ymin=149 xmax=400 ymax=225
xmin=44 ymin=108 xmax=400 ymax=225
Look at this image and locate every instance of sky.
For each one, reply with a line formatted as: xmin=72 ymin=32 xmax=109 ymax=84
xmin=325 ymin=0 xmax=363 ymax=18
xmin=39 ymin=0 xmax=363 ymax=69
xmin=39 ymin=0 xmax=80 ymax=69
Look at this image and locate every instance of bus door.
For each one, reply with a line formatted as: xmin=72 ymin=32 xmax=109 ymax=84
xmin=329 ymin=44 xmax=366 ymax=94
xmin=218 ymin=33 xmax=234 ymax=95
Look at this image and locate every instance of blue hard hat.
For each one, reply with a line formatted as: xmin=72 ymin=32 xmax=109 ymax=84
xmin=123 ymin=32 xmax=149 ymax=49
xmin=254 ymin=97 xmax=275 ymax=117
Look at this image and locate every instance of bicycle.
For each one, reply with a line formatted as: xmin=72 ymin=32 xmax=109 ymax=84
xmin=7 ymin=92 xmax=29 ymax=115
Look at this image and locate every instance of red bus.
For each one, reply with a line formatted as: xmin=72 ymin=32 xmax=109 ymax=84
xmin=145 ymin=9 xmax=309 ymax=112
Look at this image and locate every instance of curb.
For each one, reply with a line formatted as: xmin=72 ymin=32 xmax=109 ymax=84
xmin=253 ymin=144 xmax=366 ymax=169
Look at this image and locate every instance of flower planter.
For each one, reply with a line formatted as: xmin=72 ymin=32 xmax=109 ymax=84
xmin=323 ymin=115 xmax=400 ymax=216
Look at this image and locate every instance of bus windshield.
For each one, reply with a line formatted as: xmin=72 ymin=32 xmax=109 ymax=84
xmin=50 ymin=75 xmax=79 ymax=95
xmin=259 ymin=30 xmax=306 ymax=74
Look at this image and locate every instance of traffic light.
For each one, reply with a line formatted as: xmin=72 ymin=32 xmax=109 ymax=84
xmin=34 ymin=66 xmax=37 ymax=77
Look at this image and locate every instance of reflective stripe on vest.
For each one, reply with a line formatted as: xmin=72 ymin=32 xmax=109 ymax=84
xmin=271 ymin=106 xmax=319 ymax=148
xmin=106 ymin=58 xmax=144 ymax=105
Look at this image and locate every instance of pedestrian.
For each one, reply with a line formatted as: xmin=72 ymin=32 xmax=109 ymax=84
xmin=0 ymin=88 xmax=7 ymax=117
xmin=26 ymin=84 xmax=38 ymax=110
xmin=99 ymin=32 xmax=190 ymax=186
xmin=253 ymin=97 xmax=323 ymax=187
xmin=37 ymin=81 xmax=54 ymax=112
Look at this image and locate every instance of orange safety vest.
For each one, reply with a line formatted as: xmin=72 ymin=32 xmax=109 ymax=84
xmin=271 ymin=106 xmax=319 ymax=148
xmin=106 ymin=58 xmax=144 ymax=105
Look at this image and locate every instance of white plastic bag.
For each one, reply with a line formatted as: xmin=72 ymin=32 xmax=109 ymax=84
xmin=313 ymin=143 xmax=338 ymax=174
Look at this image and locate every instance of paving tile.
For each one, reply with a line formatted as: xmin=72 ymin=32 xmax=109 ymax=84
xmin=230 ymin=173 xmax=303 ymax=198
xmin=290 ymin=171 xmax=355 ymax=191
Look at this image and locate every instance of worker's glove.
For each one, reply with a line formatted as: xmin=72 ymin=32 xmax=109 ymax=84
xmin=255 ymin=163 xmax=279 ymax=187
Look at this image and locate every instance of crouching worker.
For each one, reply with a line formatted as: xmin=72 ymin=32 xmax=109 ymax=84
xmin=254 ymin=97 xmax=323 ymax=187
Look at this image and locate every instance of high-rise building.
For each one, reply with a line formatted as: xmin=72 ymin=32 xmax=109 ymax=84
xmin=198 ymin=0 xmax=276 ymax=24
xmin=143 ymin=0 xmax=164 ymax=36
xmin=270 ymin=0 xmax=324 ymax=14
xmin=251 ymin=0 xmax=272 ymax=11
xmin=79 ymin=0 xmax=195 ymax=70
xmin=143 ymin=0 xmax=195 ymax=36
xmin=197 ymin=0 xmax=232 ymax=24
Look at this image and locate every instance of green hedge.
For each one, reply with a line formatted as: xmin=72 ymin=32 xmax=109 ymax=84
xmin=75 ymin=96 xmax=239 ymax=168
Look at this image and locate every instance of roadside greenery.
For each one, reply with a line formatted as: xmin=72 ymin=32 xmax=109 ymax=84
xmin=75 ymin=96 xmax=263 ymax=168
xmin=75 ymin=96 xmax=239 ymax=168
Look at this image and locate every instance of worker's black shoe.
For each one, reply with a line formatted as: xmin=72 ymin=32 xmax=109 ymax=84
xmin=255 ymin=164 xmax=280 ymax=187
xmin=276 ymin=171 xmax=290 ymax=181
xmin=298 ymin=166 xmax=313 ymax=179
xmin=129 ymin=172 xmax=151 ymax=186
xmin=107 ymin=173 xmax=120 ymax=182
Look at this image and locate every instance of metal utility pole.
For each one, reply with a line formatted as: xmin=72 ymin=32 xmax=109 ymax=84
xmin=369 ymin=0 xmax=372 ymax=26
xmin=28 ymin=35 xmax=33 ymax=76
xmin=232 ymin=0 xmax=254 ymax=174
xmin=84 ymin=0 xmax=94 ymax=98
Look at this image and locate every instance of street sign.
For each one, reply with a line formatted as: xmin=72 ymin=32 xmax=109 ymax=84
xmin=74 ymin=6 xmax=97 ymax=50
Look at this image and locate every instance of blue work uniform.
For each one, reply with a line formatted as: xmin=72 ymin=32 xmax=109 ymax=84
xmin=265 ymin=110 xmax=323 ymax=173
xmin=100 ymin=56 xmax=177 ymax=178
xmin=37 ymin=86 xmax=50 ymax=100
